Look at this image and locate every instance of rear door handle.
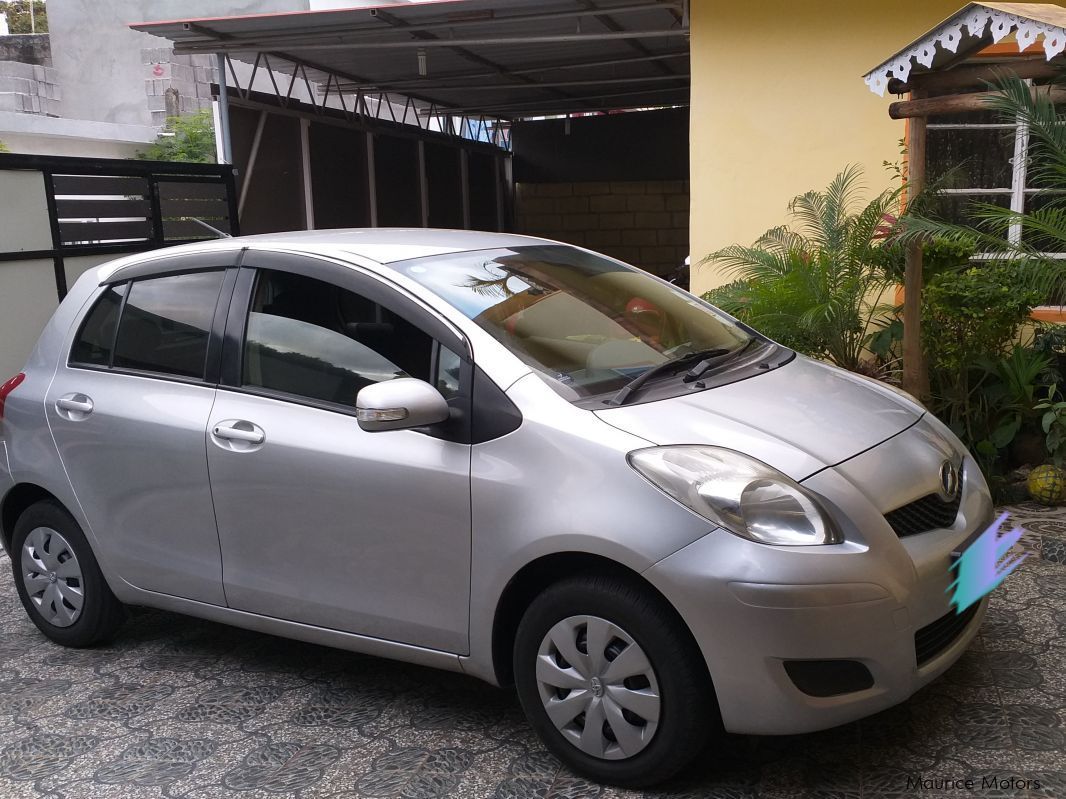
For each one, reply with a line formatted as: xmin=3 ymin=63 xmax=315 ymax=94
xmin=55 ymin=394 xmax=94 ymax=417
xmin=212 ymin=421 xmax=265 ymax=445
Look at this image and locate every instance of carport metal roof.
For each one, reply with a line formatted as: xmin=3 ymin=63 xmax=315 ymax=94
xmin=131 ymin=0 xmax=690 ymax=120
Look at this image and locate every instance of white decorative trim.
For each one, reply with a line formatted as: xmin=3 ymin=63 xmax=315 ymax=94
xmin=864 ymin=5 xmax=1066 ymax=96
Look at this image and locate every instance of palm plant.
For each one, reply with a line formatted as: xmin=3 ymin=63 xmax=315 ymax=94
xmin=701 ymin=166 xmax=900 ymax=372
xmin=977 ymin=345 xmax=1054 ymax=456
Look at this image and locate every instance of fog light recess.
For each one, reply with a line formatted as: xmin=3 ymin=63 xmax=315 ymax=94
xmin=784 ymin=659 xmax=874 ymax=697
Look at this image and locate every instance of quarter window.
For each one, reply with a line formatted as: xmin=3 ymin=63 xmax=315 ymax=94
xmin=70 ymin=283 xmax=127 ymax=366
xmin=435 ymin=344 xmax=462 ymax=399
xmin=112 ymin=271 xmax=225 ymax=378
xmin=242 ymin=269 xmax=435 ymax=407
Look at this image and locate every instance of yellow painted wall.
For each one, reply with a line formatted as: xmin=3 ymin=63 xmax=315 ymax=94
xmin=689 ymin=0 xmax=963 ymax=296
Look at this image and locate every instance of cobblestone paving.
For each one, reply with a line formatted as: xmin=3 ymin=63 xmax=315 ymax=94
xmin=0 ymin=504 xmax=1062 ymax=798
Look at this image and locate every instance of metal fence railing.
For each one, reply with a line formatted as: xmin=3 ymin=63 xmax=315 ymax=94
xmin=0 ymin=153 xmax=238 ymax=379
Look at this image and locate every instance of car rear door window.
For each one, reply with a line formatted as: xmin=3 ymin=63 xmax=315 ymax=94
xmin=243 ymin=269 xmax=434 ymax=407
xmin=112 ymin=271 xmax=225 ymax=379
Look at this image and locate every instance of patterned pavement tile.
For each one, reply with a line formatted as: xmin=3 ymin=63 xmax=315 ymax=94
xmin=0 ymin=502 xmax=1062 ymax=797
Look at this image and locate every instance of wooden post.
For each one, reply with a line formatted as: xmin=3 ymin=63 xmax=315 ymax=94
xmin=903 ymin=91 xmax=928 ymax=399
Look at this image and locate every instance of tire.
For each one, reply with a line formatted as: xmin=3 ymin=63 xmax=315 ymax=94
xmin=11 ymin=500 xmax=125 ymax=647
xmin=513 ymin=574 xmax=718 ymax=787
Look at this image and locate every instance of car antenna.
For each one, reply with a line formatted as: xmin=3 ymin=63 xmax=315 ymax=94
xmin=183 ymin=217 xmax=232 ymax=239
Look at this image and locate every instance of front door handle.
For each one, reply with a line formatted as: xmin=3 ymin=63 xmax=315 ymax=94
xmin=55 ymin=393 xmax=94 ymax=418
xmin=212 ymin=420 xmax=265 ymax=446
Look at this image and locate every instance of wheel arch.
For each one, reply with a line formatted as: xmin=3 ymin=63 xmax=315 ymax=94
xmin=490 ymin=551 xmax=714 ymax=692
xmin=0 ymin=483 xmax=63 ymax=555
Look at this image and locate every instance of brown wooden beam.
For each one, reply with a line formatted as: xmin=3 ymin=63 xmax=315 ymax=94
xmin=887 ymin=58 xmax=1058 ymax=95
xmin=889 ymin=85 xmax=1066 ymax=119
xmin=902 ymin=90 xmax=928 ymax=400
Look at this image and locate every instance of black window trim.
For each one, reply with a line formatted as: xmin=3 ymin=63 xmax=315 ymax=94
xmin=68 ymin=250 xmax=241 ymax=386
xmin=101 ymin=246 xmax=244 ymax=285
xmin=219 ymin=250 xmax=476 ymax=441
xmin=107 ymin=281 xmax=130 ymax=368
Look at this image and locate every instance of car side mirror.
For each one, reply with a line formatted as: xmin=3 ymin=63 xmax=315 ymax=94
xmin=356 ymin=378 xmax=450 ymax=432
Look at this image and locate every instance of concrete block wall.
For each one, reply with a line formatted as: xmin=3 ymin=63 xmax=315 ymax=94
xmin=142 ymin=47 xmax=218 ymax=126
xmin=0 ymin=59 xmax=60 ymax=115
xmin=0 ymin=34 xmax=51 ymax=67
xmin=515 ymin=180 xmax=689 ymax=276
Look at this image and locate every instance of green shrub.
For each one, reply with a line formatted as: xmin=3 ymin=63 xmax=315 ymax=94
xmin=922 ymin=262 xmax=1045 ymax=464
xmin=138 ymin=110 xmax=216 ymax=164
xmin=923 ymin=263 xmax=1041 ymax=378
xmin=0 ymin=1 xmax=47 ymax=34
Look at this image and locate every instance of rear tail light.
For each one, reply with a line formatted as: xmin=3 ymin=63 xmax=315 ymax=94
xmin=0 ymin=373 xmax=25 ymax=421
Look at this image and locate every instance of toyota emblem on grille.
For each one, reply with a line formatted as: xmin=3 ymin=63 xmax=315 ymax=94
xmin=939 ymin=460 xmax=961 ymax=501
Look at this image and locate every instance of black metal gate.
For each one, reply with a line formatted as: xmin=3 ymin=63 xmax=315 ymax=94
xmin=0 ymin=153 xmax=239 ymax=301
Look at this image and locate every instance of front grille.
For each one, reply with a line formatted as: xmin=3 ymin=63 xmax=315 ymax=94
xmin=914 ymin=602 xmax=981 ymax=666
xmin=884 ymin=491 xmax=962 ymax=538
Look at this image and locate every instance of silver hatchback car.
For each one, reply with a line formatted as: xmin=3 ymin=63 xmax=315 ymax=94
xmin=0 ymin=230 xmax=993 ymax=785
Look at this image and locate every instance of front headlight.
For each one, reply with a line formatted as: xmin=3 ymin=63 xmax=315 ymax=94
xmin=628 ymin=446 xmax=843 ymax=546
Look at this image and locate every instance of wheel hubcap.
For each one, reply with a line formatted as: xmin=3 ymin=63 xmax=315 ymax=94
xmin=21 ymin=527 xmax=84 ymax=628
xmin=535 ymin=615 xmax=661 ymax=760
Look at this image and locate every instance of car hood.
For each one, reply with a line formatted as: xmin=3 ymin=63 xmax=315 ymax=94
xmin=594 ymin=355 xmax=922 ymax=480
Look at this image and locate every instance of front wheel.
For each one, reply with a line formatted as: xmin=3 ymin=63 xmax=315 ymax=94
xmin=513 ymin=575 xmax=718 ymax=787
xmin=11 ymin=501 xmax=125 ymax=647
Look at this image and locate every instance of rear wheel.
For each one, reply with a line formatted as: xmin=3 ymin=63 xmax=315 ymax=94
xmin=11 ymin=501 xmax=124 ymax=647
xmin=513 ymin=574 xmax=717 ymax=787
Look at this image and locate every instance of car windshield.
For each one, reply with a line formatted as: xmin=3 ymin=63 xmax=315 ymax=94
xmin=395 ymin=245 xmax=754 ymax=401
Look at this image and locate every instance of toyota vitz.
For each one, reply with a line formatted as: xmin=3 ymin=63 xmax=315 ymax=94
xmin=0 ymin=230 xmax=993 ymax=786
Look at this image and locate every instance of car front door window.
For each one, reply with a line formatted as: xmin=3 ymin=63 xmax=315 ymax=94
xmin=242 ymin=269 xmax=432 ymax=408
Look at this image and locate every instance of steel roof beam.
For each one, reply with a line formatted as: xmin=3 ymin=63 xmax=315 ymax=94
xmin=331 ymin=73 xmax=688 ymax=93
xmin=421 ymin=86 xmax=690 ymax=116
xmin=578 ymin=0 xmax=678 ymax=76
xmin=172 ymin=29 xmax=690 ymax=55
xmin=261 ymin=49 xmax=440 ymax=110
xmin=483 ymin=100 xmax=688 ymax=120
xmin=246 ymin=50 xmax=510 ymax=148
xmin=171 ymin=2 xmax=683 ymax=49
xmin=368 ymin=7 xmax=579 ymax=115
xmin=320 ymin=51 xmax=689 ymax=91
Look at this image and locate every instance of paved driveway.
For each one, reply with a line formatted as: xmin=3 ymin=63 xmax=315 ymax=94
xmin=0 ymin=504 xmax=1062 ymax=799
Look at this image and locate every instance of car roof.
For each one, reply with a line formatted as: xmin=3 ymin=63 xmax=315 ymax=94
xmin=94 ymin=228 xmax=553 ymax=283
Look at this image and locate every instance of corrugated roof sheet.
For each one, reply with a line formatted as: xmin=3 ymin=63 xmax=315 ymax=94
xmin=131 ymin=0 xmax=690 ymax=119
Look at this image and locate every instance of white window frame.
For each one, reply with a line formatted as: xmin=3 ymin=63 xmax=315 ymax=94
xmin=927 ymin=117 xmax=1032 ymax=246
xmin=928 ymin=82 xmax=1066 ymax=310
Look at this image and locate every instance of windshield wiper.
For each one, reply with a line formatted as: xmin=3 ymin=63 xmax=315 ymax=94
xmin=605 ymin=348 xmax=730 ymax=407
xmin=682 ymin=339 xmax=758 ymax=383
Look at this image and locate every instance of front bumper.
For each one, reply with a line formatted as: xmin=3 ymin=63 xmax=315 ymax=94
xmin=643 ymin=417 xmax=995 ymax=735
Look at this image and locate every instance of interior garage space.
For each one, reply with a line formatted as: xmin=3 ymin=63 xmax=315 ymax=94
xmin=512 ymin=107 xmax=688 ymax=276
xmin=133 ymin=0 xmax=691 ymax=275
xmin=226 ymin=96 xmax=508 ymax=236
